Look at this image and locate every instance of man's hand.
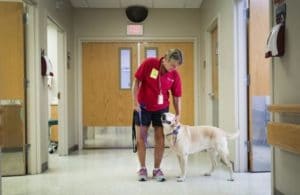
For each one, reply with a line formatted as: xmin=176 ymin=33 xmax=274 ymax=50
xmin=134 ymin=102 xmax=141 ymax=112
xmin=175 ymin=114 xmax=181 ymax=124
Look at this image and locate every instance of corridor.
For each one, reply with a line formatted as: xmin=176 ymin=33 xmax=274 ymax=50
xmin=3 ymin=149 xmax=270 ymax=195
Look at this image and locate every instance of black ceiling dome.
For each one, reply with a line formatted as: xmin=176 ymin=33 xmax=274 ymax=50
xmin=126 ymin=6 xmax=148 ymax=23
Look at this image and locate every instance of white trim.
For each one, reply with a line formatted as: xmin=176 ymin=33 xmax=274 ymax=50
xmin=25 ymin=2 xmax=41 ymax=174
xmin=194 ymin=39 xmax=200 ymax=125
xmin=234 ymin=0 xmax=248 ymax=172
xmin=137 ymin=42 xmax=141 ymax=65
xmin=269 ymin=0 xmax=275 ymax=192
xmin=205 ymin=15 xmax=219 ymax=126
xmin=75 ymin=36 xmax=198 ymax=149
xmin=57 ymin=31 xmax=69 ymax=155
xmin=76 ymin=40 xmax=83 ymax=149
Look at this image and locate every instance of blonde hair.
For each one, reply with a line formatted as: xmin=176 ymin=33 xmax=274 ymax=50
xmin=165 ymin=48 xmax=183 ymax=65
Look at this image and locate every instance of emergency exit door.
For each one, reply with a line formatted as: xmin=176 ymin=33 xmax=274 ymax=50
xmin=82 ymin=41 xmax=194 ymax=148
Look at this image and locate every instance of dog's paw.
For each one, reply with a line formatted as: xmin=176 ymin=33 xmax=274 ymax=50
xmin=204 ymin=173 xmax=211 ymax=176
xmin=227 ymin=178 xmax=234 ymax=182
xmin=177 ymin=177 xmax=185 ymax=182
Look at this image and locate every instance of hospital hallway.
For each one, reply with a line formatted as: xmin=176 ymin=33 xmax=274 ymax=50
xmin=2 ymin=149 xmax=270 ymax=195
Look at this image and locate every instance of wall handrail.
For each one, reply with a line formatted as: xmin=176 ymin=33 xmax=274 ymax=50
xmin=268 ymin=104 xmax=300 ymax=113
xmin=267 ymin=104 xmax=300 ymax=155
xmin=267 ymin=122 xmax=300 ymax=155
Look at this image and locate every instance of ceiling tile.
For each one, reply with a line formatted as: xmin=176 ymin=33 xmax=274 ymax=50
xmin=70 ymin=0 xmax=88 ymax=7
xmin=184 ymin=0 xmax=203 ymax=8
xmin=86 ymin=0 xmax=121 ymax=8
xmin=70 ymin=0 xmax=203 ymax=8
xmin=120 ymin=0 xmax=153 ymax=8
xmin=153 ymin=0 xmax=185 ymax=8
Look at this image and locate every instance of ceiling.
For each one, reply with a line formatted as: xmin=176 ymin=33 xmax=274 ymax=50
xmin=69 ymin=0 xmax=203 ymax=8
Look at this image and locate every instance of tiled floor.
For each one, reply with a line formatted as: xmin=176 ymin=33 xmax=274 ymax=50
xmin=2 ymin=149 xmax=271 ymax=195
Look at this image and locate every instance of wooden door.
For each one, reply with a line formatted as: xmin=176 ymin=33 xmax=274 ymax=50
xmin=140 ymin=42 xmax=194 ymax=125
xmin=82 ymin=42 xmax=138 ymax=126
xmin=0 ymin=2 xmax=26 ymax=175
xmin=248 ymin=0 xmax=271 ymax=172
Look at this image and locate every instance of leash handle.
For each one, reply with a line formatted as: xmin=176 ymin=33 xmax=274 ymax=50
xmin=132 ymin=111 xmax=137 ymax=153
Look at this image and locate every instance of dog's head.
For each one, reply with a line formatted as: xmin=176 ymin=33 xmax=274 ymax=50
xmin=161 ymin=112 xmax=177 ymax=135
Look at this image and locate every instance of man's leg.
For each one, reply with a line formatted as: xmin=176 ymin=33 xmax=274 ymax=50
xmin=153 ymin=126 xmax=166 ymax=181
xmin=136 ymin=126 xmax=148 ymax=168
xmin=136 ymin=125 xmax=149 ymax=181
xmin=154 ymin=126 xmax=164 ymax=168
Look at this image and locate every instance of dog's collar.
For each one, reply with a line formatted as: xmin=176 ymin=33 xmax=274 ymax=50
xmin=166 ymin=125 xmax=180 ymax=137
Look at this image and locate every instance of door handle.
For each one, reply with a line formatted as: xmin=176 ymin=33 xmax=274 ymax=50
xmin=57 ymin=92 xmax=61 ymax=100
xmin=208 ymin=92 xmax=215 ymax=98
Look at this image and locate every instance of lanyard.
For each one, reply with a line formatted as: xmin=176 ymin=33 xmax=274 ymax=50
xmin=158 ymin=65 xmax=163 ymax=95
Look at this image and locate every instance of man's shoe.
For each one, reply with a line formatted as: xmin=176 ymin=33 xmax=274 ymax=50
xmin=153 ymin=168 xmax=166 ymax=182
xmin=138 ymin=167 xmax=148 ymax=181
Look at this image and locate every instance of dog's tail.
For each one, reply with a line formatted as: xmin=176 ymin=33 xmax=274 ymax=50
xmin=226 ymin=131 xmax=240 ymax=140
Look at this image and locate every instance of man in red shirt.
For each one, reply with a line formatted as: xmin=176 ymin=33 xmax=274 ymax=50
xmin=132 ymin=48 xmax=183 ymax=182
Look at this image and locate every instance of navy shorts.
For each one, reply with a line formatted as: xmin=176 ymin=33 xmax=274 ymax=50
xmin=134 ymin=107 xmax=169 ymax=127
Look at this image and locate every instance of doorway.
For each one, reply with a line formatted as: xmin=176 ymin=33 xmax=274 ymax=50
xmin=46 ymin=18 xmax=68 ymax=158
xmin=248 ymin=0 xmax=271 ymax=172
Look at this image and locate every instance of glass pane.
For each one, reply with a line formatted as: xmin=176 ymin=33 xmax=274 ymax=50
xmin=146 ymin=48 xmax=157 ymax=58
xmin=120 ymin=49 xmax=131 ymax=89
xmin=251 ymin=96 xmax=271 ymax=171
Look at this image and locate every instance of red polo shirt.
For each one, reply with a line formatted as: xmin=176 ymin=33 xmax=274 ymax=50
xmin=134 ymin=57 xmax=182 ymax=111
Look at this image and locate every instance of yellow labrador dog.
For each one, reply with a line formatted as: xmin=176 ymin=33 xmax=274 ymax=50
xmin=161 ymin=112 xmax=239 ymax=182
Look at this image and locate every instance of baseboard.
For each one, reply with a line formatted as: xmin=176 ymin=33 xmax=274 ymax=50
xmin=41 ymin=161 xmax=48 ymax=172
xmin=274 ymin=188 xmax=285 ymax=195
xmin=68 ymin=144 xmax=79 ymax=154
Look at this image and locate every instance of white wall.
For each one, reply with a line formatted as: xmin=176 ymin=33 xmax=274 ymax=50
xmin=271 ymin=0 xmax=300 ymax=194
xmin=73 ymin=8 xmax=202 ymax=38
xmin=35 ymin=0 xmax=74 ymax=171
xmin=198 ymin=0 xmax=237 ymax=159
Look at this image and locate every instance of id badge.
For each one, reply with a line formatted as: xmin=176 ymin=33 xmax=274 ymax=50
xmin=158 ymin=94 xmax=163 ymax=105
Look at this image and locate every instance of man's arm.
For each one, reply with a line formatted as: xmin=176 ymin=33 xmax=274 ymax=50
xmin=132 ymin=79 xmax=141 ymax=112
xmin=172 ymin=96 xmax=181 ymax=123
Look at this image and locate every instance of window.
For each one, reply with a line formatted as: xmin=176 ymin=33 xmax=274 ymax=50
xmin=145 ymin=47 xmax=158 ymax=58
xmin=119 ymin=48 xmax=132 ymax=89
